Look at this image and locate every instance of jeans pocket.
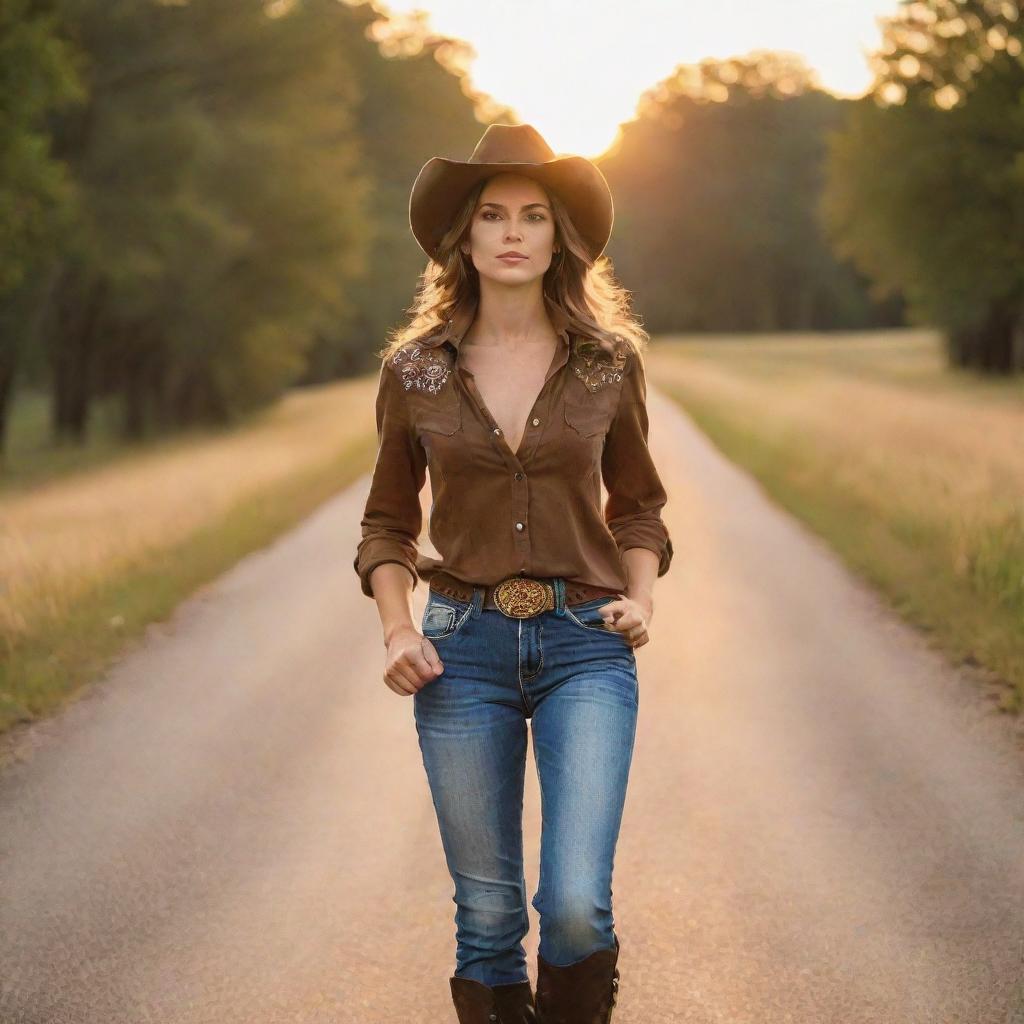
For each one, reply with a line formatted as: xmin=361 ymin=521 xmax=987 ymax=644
xmin=564 ymin=596 xmax=619 ymax=633
xmin=564 ymin=597 xmax=636 ymax=653
xmin=421 ymin=592 xmax=472 ymax=640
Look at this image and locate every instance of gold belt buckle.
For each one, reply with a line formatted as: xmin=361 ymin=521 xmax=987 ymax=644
xmin=492 ymin=577 xmax=552 ymax=619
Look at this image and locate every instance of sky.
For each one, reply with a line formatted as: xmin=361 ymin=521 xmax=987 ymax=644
xmin=373 ymin=0 xmax=902 ymax=158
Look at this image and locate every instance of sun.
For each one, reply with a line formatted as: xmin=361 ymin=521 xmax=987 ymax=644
xmin=369 ymin=0 xmax=897 ymax=159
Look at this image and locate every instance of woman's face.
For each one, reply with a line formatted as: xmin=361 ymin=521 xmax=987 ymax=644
xmin=462 ymin=173 xmax=557 ymax=286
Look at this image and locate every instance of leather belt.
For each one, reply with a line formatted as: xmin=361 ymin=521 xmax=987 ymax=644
xmin=428 ymin=570 xmax=621 ymax=619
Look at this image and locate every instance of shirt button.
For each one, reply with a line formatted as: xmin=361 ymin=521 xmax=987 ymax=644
xmin=514 ymin=472 xmax=524 ymax=480
xmin=531 ymin=417 xmax=540 ymax=426
xmin=515 ymin=522 xmax=524 ymax=531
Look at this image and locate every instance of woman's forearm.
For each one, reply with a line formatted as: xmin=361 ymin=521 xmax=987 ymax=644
xmin=367 ymin=562 xmax=419 ymax=645
xmin=621 ymin=546 xmax=660 ymax=606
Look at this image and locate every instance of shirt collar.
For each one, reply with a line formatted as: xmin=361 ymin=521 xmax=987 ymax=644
xmin=417 ymin=293 xmax=574 ymax=351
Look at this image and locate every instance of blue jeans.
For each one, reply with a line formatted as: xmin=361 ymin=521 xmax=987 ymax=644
xmin=413 ymin=577 xmax=639 ymax=987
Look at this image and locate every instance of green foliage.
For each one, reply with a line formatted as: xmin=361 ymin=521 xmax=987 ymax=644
xmin=0 ymin=0 xmax=82 ymax=297
xmin=0 ymin=0 xmax=488 ymax=453
xmin=41 ymin=0 xmax=374 ymax=434
xmin=599 ymin=53 xmax=899 ymax=334
xmin=821 ymin=0 xmax=1024 ymax=372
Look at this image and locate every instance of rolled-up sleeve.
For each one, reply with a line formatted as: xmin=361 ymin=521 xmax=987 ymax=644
xmin=353 ymin=361 xmax=426 ymax=598
xmin=601 ymin=350 xmax=674 ymax=577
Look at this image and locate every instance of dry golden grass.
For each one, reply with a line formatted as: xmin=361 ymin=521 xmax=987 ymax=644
xmin=654 ymin=347 xmax=1024 ymax=521
xmin=0 ymin=376 xmax=375 ymax=645
xmin=649 ymin=327 xmax=1024 ymax=709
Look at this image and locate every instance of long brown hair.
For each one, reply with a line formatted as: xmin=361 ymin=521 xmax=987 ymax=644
xmin=377 ymin=176 xmax=649 ymax=362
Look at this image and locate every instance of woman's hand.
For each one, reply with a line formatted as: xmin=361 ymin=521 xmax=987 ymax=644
xmin=599 ymin=593 xmax=653 ymax=649
xmin=383 ymin=624 xmax=444 ymax=696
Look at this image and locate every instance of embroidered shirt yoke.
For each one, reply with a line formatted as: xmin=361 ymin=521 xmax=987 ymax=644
xmin=353 ymin=295 xmax=674 ymax=598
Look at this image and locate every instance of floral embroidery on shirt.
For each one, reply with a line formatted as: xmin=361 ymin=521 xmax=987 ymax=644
xmin=388 ymin=343 xmax=453 ymax=395
xmin=569 ymin=339 xmax=628 ymax=393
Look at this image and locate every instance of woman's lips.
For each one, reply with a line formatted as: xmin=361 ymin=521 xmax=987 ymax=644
xmin=497 ymin=255 xmax=528 ymax=263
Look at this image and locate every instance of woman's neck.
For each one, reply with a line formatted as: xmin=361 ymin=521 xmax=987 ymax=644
xmin=464 ymin=285 xmax=557 ymax=350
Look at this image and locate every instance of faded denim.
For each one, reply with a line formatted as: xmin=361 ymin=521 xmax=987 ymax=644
xmin=413 ymin=577 xmax=639 ymax=987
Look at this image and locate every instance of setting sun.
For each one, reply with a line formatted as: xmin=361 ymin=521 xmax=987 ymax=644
xmin=367 ymin=0 xmax=901 ymax=157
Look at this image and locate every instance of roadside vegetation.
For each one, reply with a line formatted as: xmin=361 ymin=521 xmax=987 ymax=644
xmin=652 ymin=329 xmax=1024 ymax=712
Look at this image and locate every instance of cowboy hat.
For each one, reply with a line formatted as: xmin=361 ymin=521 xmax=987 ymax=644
xmin=409 ymin=123 xmax=614 ymax=264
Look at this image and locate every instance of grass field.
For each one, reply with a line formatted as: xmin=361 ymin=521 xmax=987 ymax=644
xmin=0 ymin=378 xmax=378 ymax=737
xmin=648 ymin=327 xmax=1024 ymax=713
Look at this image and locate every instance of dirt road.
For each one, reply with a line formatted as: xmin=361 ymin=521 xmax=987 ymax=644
xmin=2 ymin=386 xmax=1023 ymax=1023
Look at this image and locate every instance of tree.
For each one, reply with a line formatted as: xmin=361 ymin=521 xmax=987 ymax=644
xmin=821 ymin=0 xmax=1024 ymax=372
xmin=6 ymin=0 xmax=496 ymax=452
xmin=599 ymin=52 xmax=901 ymax=334
xmin=36 ymin=0 xmax=373 ymax=441
xmin=0 ymin=0 xmax=82 ymax=457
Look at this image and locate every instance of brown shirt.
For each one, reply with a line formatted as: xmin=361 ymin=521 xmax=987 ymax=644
xmin=353 ymin=295 xmax=674 ymax=598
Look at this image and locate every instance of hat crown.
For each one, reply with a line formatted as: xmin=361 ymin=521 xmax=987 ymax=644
xmin=467 ymin=123 xmax=555 ymax=165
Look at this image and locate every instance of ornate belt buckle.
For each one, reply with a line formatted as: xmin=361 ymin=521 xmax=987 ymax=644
xmin=493 ymin=577 xmax=550 ymax=619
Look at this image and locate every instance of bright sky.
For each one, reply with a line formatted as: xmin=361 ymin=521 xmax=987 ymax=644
xmin=375 ymin=0 xmax=901 ymax=157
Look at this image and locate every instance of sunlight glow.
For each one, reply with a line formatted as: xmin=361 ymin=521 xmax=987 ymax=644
xmin=368 ymin=0 xmax=901 ymax=158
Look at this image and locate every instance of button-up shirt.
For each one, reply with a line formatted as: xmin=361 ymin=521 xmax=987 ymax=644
xmin=353 ymin=294 xmax=674 ymax=598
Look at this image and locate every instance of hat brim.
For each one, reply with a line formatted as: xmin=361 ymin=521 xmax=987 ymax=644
xmin=409 ymin=155 xmax=613 ymax=264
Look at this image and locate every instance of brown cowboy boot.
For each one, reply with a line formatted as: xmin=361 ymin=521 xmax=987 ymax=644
xmin=534 ymin=934 xmax=620 ymax=1023
xmin=450 ymin=976 xmax=538 ymax=1023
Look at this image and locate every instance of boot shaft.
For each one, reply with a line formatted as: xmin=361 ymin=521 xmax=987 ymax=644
xmin=450 ymin=976 xmax=537 ymax=1023
xmin=534 ymin=935 xmax=620 ymax=1024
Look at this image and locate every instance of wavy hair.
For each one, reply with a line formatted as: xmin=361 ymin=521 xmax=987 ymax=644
xmin=377 ymin=176 xmax=649 ymax=363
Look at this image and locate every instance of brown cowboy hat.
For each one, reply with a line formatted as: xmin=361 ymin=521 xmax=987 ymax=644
xmin=409 ymin=123 xmax=614 ymax=265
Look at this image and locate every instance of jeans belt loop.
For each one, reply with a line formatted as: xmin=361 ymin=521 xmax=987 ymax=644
xmin=553 ymin=576 xmax=567 ymax=617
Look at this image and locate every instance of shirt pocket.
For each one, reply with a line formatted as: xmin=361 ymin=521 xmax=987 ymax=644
xmin=413 ymin=389 xmax=462 ymax=438
xmin=563 ymin=390 xmax=614 ymax=438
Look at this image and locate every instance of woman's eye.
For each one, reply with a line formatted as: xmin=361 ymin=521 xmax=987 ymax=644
xmin=481 ymin=211 xmax=545 ymax=221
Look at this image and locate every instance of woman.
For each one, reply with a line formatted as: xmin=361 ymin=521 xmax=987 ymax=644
xmin=353 ymin=123 xmax=673 ymax=1024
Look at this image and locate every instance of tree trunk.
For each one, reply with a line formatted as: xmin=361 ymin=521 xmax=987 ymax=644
xmin=0 ymin=331 xmax=17 ymax=466
xmin=1010 ymin=303 xmax=1024 ymax=373
xmin=50 ymin=269 xmax=107 ymax=443
xmin=948 ymin=297 xmax=1024 ymax=375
